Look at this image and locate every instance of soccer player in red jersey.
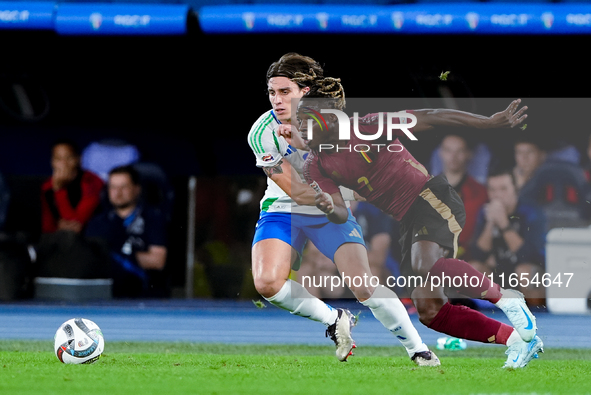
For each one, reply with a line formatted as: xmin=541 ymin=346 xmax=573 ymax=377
xmin=283 ymin=78 xmax=543 ymax=368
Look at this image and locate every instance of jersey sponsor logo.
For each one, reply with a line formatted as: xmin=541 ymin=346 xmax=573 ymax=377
xmin=262 ymin=154 xmax=274 ymax=162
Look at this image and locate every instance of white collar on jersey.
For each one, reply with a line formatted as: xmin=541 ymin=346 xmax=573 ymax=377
xmin=270 ymin=110 xmax=282 ymax=125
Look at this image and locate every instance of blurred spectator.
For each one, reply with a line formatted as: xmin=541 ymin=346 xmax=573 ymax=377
xmin=547 ymin=142 xmax=580 ymax=165
xmin=470 ymin=167 xmax=546 ymax=306
xmin=35 ymin=140 xmax=107 ymax=279
xmin=438 ymin=134 xmax=488 ymax=258
xmin=41 ymin=140 xmax=104 ymax=234
xmin=86 ymin=165 xmax=169 ymax=298
xmin=516 ymin=136 xmax=591 ymax=227
xmin=513 ymin=137 xmax=546 ymax=193
xmin=429 ymin=139 xmax=491 ymax=185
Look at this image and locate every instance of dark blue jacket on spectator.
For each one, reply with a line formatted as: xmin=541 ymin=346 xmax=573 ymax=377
xmin=85 ymin=204 xmax=167 ymax=297
xmin=470 ymin=202 xmax=546 ymax=270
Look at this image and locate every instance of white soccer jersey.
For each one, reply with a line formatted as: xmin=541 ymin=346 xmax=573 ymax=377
xmin=247 ymin=110 xmax=325 ymax=215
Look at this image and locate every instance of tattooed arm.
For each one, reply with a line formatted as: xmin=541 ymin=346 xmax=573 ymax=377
xmin=262 ymin=159 xmax=317 ymax=206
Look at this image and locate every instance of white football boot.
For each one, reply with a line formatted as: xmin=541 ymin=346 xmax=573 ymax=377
xmin=495 ymin=289 xmax=537 ymax=342
xmin=325 ymin=309 xmax=357 ymax=362
xmin=503 ymin=335 xmax=544 ymax=368
xmin=411 ymin=350 xmax=441 ymax=367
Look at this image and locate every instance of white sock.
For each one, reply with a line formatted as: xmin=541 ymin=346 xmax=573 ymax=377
xmin=361 ymin=285 xmax=428 ymax=357
xmin=506 ymin=329 xmax=522 ymax=346
xmin=264 ymin=279 xmax=339 ymax=326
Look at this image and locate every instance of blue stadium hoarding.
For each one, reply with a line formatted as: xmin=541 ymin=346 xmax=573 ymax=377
xmin=0 ymin=1 xmax=55 ymax=30
xmin=198 ymin=3 xmax=591 ymax=34
xmin=2 ymin=2 xmax=591 ymax=35
xmin=0 ymin=2 xmax=190 ymax=34
xmin=55 ymin=4 xmax=190 ymax=35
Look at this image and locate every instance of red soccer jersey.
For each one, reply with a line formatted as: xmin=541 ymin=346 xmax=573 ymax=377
xmin=303 ymin=112 xmax=431 ymax=221
xmin=41 ymin=170 xmax=104 ymax=233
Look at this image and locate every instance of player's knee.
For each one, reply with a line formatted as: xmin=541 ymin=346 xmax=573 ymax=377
xmin=414 ymin=299 xmax=442 ymax=327
xmin=411 ymin=259 xmax=433 ymax=278
xmin=253 ymin=276 xmax=285 ymax=299
xmin=411 ymin=241 xmax=449 ymax=277
xmin=350 ymin=285 xmax=374 ymax=302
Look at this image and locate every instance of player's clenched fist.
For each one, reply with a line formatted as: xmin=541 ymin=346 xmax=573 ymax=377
xmin=276 ymin=124 xmax=293 ymax=139
xmin=314 ymin=192 xmax=334 ymax=215
xmin=276 ymin=124 xmax=308 ymax=150
xmin=310 ymin=181 xmax=334 ymax=214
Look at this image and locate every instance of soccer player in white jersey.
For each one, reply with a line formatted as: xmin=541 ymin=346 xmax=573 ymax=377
xmin=248 ymin=53 xmax=439 ymax=366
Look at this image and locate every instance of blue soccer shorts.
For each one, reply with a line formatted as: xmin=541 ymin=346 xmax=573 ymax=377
xmin=252 ymin=210 xmax=366 ymax=266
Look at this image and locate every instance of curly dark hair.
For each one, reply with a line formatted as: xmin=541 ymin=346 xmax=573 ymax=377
xmin=304 ymin=76 xmax=346 ymax=110
xmin=266 ymin=53 xmax=324 ymax=89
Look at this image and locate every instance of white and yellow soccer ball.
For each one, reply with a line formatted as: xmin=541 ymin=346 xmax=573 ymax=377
xmin=54 ymin=318 xmax=104 ymax=364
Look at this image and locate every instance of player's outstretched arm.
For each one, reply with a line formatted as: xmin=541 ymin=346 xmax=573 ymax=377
xmin=263 ymin=159 xmax=317 ymax=205
xmin=314 ymin=189 xmax=348 ymax=224
xmin=411 ymin=99 xmax=528 ymax=133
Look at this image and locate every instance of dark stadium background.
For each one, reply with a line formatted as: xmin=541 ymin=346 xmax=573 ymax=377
xmin=2 ymin=24 xmax=590 ymax=295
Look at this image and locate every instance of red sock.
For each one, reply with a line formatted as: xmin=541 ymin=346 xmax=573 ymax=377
xmin=428 ymin=302 xmax=514 ymax=345
xmin=429 ymin=257 xmax=502 ymax=303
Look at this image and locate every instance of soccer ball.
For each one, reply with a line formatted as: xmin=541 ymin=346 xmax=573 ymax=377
xmin=54 ymin=318 xmax=104 ymax=364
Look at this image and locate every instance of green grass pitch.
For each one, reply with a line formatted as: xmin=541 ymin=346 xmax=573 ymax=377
xmin=1 ymin=341 xmax=590 ymax=395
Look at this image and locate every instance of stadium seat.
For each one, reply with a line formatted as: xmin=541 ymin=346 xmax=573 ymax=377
xmin=133 ymin=162 xmax=175 ymax=224
xmin=519 ymin=160 xmax=591 ymax=230
xmin=547 ymin=144 xmax=581 ymax=165
xmin=429 ymin=142 xmax=491 ymax=185
xmin=81 ymin=139 xmax=140 ymax=182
